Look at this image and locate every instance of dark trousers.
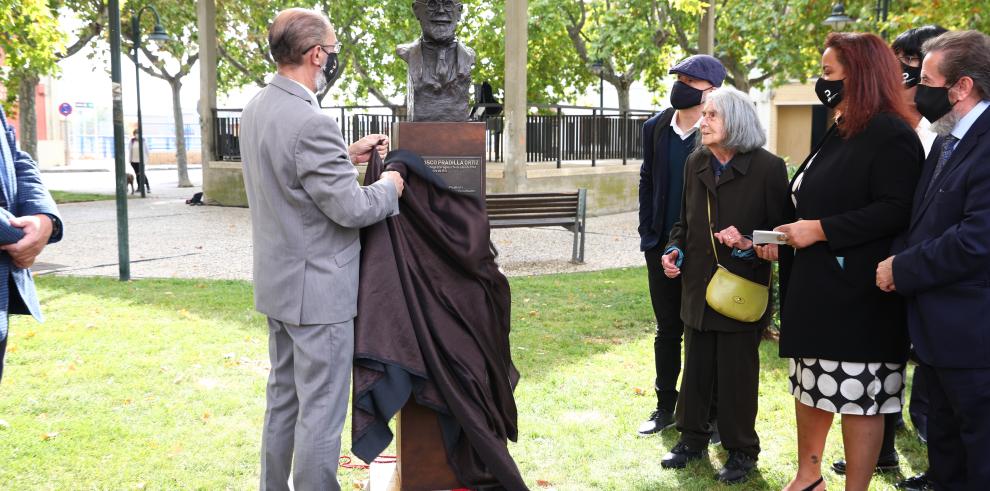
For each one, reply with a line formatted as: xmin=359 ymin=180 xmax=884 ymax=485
xmin=675 ymin=326 xmax=762 ymax=459
xmin=909 ymin=362 xmax=931 ymax=442
xmin=925 ymin=364 xmax=990 ymax=490
xmin=645 ymin=247 xmax=684 ymax=413
xmin=0 ymin=334 xmax=6 ymax=384
xmin=130 ymin=162 xmax=149 ymax=190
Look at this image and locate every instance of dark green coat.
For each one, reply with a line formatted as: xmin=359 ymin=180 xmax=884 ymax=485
xmin=666 ymin=146 xmax=790 ymax=332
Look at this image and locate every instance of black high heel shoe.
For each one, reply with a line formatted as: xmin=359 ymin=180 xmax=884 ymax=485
xmin=801 ymin=476 xmax=824 ymax=491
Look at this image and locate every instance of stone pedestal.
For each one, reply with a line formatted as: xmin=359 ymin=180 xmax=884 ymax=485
xmin=382 ymin=121 xmax=484 ymax=491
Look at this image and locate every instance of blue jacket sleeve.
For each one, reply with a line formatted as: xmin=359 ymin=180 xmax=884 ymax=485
xmin=2 ymin=109 xmax=62 ymax=243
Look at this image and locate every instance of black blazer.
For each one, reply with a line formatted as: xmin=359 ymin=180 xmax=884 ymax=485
xmin=667 ymin=146 xmax=790 ymax=332
xmin=893 ymin=106 xmax=990 ymax=368
xmin=779 ymin=113 xmax=923 ymax=363
xmin=638 ymin=108 xmax=677 ymax=251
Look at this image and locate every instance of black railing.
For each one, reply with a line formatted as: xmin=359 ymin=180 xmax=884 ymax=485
xmin=213 ymin=104 xmax=655 ymax=167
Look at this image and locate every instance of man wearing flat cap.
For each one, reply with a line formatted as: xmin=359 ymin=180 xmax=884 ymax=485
xmin=637 ymin=54 xmax=726 ymax=441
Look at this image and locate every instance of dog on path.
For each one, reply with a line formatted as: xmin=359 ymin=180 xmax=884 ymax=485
xmin=126 ymin=173 xmax=135 ymax=194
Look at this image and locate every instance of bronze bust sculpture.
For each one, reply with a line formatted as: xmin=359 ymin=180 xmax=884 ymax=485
xmin=397 ymin=0 xmax=475 ymax=122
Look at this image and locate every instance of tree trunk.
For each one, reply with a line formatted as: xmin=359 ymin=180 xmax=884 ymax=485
xmin=169 ymin=79 xmax=192 ymax=187
xmin=616 ymin=82 xmax=631 ymax=112
xmin=17 ymin=74 xmax=40 ymax=158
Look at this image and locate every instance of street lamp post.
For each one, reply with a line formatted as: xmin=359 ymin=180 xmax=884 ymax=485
xmin=591 ymin=59 xmax=605 ymax=109
xmin=108 ymin=0 xmax=130 ymax=280
xmin=131 ymin=6 xmax=169 ymax=198
xmin=590 ymin=59 xmax=605 ymax=167
xmin=824 ymin=2 xmax=854 ymax=30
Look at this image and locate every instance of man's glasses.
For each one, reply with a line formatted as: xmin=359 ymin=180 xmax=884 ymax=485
xmin=415 ymin=0 xmax=458 ymax=14
xmin=311 ymin=43 xmax=342 ymax=55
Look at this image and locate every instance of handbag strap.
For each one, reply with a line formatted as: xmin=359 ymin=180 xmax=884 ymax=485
xmin=705 ymin=190 xmax=772 ymax=288
xmin=705 ymin=191 xmax=724 ymax=268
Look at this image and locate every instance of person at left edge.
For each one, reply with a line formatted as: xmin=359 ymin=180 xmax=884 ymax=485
xmin=0 ymin=46 xmax=65 ymax=385
xmin=637 ymin=54 xmax=726 ymax=437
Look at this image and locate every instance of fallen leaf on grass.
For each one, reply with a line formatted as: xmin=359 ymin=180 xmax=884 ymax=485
xmin=23 ymin=331 xmax=36 ymax=339
xmin=201 ymin=411 xmax=211 ymax=422
xmin=42 ymin=432 xmax=59 ymax=441
xmin=0 ymin=419 xmax=9 ymax=429
xmin=536 ymin=479 xmax=553 ymax=487
xmin=528 ymin=310 xmax=539 ymax=317
xmin=632 ymin=387 xmax=647 ymax=396
xmin=134 ymin=482 xmax=146 ymax=489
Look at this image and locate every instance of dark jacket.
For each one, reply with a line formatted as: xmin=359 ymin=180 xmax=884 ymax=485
xmin=779 ymin=113 xmax=923 ymax=363
xmin=892 ymin=105 xmax=990 ymax=369
xmin=639 ymin=108 xmax=677 ymax=251
xmin=667 ymin=146 xmax=790 ymax=332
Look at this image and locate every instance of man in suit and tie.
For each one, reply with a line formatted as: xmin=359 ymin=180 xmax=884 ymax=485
xmin=0 ymin=47 xmax=64 ymax=385
xmin=876 ymin=30 xmax=990 ymax=490
xmin=238 ymin=9 xmax=404 ymax=491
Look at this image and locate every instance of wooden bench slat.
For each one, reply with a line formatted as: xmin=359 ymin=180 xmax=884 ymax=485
xmin=484 ymin=188 xmax=587 ymax=263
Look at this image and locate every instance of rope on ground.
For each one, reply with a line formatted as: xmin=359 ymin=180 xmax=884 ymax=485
xmin=339 ymin=455 xmax=397 ymax=469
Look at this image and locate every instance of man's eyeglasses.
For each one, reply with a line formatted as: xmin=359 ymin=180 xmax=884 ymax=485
xmin=311 ymin=43 xmax=342 ymax=55
xmin=415 ymin=0 xmax=458 ymax=14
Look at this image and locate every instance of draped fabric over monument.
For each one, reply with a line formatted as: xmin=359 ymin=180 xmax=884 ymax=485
xmin=352 ymin=149 xmax=526 ymax=490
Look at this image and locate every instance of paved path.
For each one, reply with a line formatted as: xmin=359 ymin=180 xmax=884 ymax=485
xmin=36 ymin=168 xmax=644 ymax=280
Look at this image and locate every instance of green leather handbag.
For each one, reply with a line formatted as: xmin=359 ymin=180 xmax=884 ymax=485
xmin=703 ymin=193 xmax=770 ymax=323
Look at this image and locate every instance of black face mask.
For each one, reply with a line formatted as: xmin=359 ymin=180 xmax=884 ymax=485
xmin=815 ymin=77 xmax=844 ymax=108
xmin=915 ymin=83 xmax=957 ymax=122
xmin=670 ymin=81 xmax=705 ymax=109
xmin=901 ymin=62 xmax=921 ymax=88
xmin=323 ymin=52 xmax=340 ymax=87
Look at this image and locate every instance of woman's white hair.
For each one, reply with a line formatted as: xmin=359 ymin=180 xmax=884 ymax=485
xmin=703 ymin=86 xmax=766 ymax=153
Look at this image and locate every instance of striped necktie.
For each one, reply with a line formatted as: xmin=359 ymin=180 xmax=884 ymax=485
xmin=925 ymin=135 xmax=959 ymax=198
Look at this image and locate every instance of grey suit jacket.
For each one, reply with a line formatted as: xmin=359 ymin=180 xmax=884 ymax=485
xmin=240 ymin=74 xmax=399 ymax=325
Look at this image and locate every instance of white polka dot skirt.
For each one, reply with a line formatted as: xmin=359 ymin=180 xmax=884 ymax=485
xmin=788 ymin=358 xmax=906 ymax=415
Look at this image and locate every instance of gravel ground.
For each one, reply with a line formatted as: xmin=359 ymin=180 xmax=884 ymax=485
xmin=35 ymin=197 xmax=644 ymax=280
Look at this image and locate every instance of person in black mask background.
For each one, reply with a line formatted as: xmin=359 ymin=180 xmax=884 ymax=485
xmin=825 ymin=24 xmax=948 ymax=491
xmin=757 ymin=32 xmax=923 ymax=491
xmin=637 ymin=54 xmax=725 ymax=438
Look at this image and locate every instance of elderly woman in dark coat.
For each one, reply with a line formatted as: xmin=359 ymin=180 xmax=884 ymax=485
xmin=658 ymin=86 xmax=790 ymax=484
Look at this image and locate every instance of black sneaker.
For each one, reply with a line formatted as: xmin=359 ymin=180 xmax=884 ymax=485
xmin=895 ymin=472 xmax=933 ymax=491
xmin=661 ymin=441 xmax=707 ymax=469
xmin=717 ymin=451 xmax=757 ymax=484
xmin=830 ymin=453 xmax=899 ymax=475
xmin=637 ymin=409 xmax=674 ymax=436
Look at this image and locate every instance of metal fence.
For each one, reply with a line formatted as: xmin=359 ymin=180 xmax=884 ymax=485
xmin=213 ymin=105 xmax=655 ymax=167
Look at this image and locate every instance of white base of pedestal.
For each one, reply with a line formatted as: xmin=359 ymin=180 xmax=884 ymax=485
xmin=367 ymin=461 xmax=400 ymax=491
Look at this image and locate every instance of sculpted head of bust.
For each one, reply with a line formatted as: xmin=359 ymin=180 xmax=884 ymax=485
xmin=413 ymin=0 xmax=463 ymax=44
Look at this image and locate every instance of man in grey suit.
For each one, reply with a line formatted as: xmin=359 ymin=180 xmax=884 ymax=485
xmin=239 ymin=8 xmax=404 ymax=491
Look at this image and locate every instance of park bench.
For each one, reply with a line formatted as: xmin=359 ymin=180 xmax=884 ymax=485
xmin=485 ymin=189 xmax=587 ymax=263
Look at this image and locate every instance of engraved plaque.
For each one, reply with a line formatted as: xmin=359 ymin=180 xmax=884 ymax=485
xmin=422 ymin=156 xmax=483 ymax=195
xmin=395 ymin=122 xmax=486 ymax=200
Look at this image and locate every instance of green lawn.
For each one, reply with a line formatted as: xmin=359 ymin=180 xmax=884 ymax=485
xmin=49 ymin=190 xmax=115 ymax=204
xmin=0 ymin=271 xmax=927 ymax=489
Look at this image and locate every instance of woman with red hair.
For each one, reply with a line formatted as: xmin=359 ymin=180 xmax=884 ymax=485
xmin=756 ymin=32 xmax=924 ymax=490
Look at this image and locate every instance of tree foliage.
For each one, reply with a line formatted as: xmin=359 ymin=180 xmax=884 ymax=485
xmin=0 ymin=0 xmax=63 ymax=113
xmin=216 ymin=0 xmax=595 ymax=107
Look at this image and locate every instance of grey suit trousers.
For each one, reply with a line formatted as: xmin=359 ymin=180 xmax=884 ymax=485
xmin=260 ymin=317 xmax=353 ymax=491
